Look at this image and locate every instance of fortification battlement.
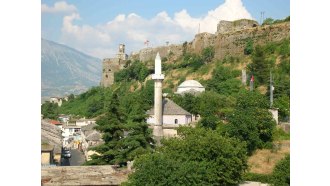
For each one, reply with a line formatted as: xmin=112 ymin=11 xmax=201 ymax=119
xmin=216 ymin=19 xmax=259 ymax=35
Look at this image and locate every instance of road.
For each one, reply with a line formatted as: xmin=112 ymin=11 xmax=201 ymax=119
xmin=60 ymin=149 xmax=86 ymax=166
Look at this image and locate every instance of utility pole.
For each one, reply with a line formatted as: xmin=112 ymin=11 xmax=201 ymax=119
xmin=260 ymin=11 xmax=265 ymax=24
xmin=270 ymin=72 xmax=274 ymax=108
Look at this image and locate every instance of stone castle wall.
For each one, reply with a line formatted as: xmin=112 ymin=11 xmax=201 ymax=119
xmin=131 ymin=20 xmax=290 ymax=62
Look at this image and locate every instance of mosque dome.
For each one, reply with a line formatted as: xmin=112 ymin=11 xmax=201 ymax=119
xmin=177 ymin=80 xmax=205 ymax=95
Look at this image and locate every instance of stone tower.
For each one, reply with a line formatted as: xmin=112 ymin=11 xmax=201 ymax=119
xmin=100 ymin=44 xmax=127 ymax=87
xmin=152 ymin=52 xmax=165 ymax=140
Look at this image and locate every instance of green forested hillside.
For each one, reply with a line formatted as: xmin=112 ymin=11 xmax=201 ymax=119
xmin=41 ymin=26 xmax=290 ymax=184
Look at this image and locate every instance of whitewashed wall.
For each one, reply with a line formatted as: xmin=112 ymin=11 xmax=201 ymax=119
xmin=147 ymin=114 xmax=191 ymax=125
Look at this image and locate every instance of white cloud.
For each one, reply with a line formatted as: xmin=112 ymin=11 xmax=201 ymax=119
xmin=58 ymin=0 xmax=254 ymax=59
xmin=42 ymin=1 xmax=77 ymax=13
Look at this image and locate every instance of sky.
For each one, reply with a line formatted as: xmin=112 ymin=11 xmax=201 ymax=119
xmin=41 ymin=0 xmax=290 ymax=59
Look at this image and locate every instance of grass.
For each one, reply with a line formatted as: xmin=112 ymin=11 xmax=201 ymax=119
xmin=248 ymin=140 xmax=289 ymax=174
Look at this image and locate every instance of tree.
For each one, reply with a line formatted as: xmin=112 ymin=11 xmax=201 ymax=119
xmin=226 ymin=90 xmax=276 ymax=154
xmin=271 ymin=154 xmax=290 ymax=186
xmin=85 ymin=90 xmax=154 ymax=166
xmin=263 ymin=18 xmax=274 ymax=25
xmin=201 ymin=46 xmax=215 ymax=63
xmin=41 ymin=101 xmax=59 ymax=119
xmin=248 ymin=45 xmax=271 ymax=84
xmin=123 ymin=127 xmax=248 ymax=186
xmin=244 ymin=38 xmax=254 ymax=55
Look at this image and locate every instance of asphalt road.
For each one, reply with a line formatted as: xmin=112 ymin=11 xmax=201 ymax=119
xmin=60 ymin=149 xmax=86 ymax=166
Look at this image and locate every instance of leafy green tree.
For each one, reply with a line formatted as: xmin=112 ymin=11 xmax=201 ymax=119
xmin=196 ymin=91 xmax=223 ymax=117
xmin=244 ymin=38 xmax=254 ymax=55
xmin=198 ymin=115 xmax=219 ymax=130
xmin=271 ymin=154 xmax=290 ymax=186
xmin=41 ymin=101 xmax=59 ymax=119
xmin=172 ymin=93 xmax=199 ymax=116
xmin=263 ymin=18 xmax=274 ymax=25
xmin=201 ymin=46 xmax=215 ymax=63
xmin=226 ymin=90 xmax=276 ymax=154
xmin=273 ymin=95 xmax=290 ymax=121
xmin=123 ymin=127 xmax=248 ymax=186
xmin=114 ymin=60 xmax=150 ymax=82
xmin=248 ymin=45 xmax=271 ymax=84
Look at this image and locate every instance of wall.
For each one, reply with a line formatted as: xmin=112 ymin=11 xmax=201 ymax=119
xmin=131 ymin=21 xmax=289 ymax=63
xmin=41 ymin=165 xmax=127 ymax=185
xmin=41 ymin=152 xmax=51 ymax=165
xmin=147 ymin=114 xmax=191 ymax=125
xmin=100 ymin=58 xmax=125 ymax=87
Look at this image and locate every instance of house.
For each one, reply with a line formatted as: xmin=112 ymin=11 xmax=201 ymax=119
xmin=76 ymin=118 xmax=96 ymax=127
xmin=81 ymin=123 xmax=103 ymax=161
xmin=41 ymin=144 xmax=55 ymax=165
xmin=49 ymin=97 xmax=63 ymax=107
xmin=62 ymin=125 xmax=81 ymax=138
xmin=41 ymin=120 xmax=62 ymax=165
xmin=147 ymin=98 xmax=192 ymax=125
xmin=58 ymin=115 xmax=70 ymax=124
xmin=49 ymin=119 xmax=63 ymax=130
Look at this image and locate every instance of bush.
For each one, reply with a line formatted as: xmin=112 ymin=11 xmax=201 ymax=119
xmin=271 ymin=154 xmax=290 ymax=186
xmin=243 ymin=173 xmax=272 ymax=183
xmin=123 ymin=127 xmax=248 ymax=186
xmin=244 ymin=38 xmax=254 ymax=55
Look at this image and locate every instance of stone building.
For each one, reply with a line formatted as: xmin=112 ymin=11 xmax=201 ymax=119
xmin=100 ymin=44 xmax=127 ymax=87
xmin=216 ymin=19 xmax=259 ymax=35
xmin=146 ymin=98 xmax=192 ymax=125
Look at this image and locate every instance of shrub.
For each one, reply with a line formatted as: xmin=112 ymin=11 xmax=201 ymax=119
xmin=271 ymin=154 xmax=290 ymax=186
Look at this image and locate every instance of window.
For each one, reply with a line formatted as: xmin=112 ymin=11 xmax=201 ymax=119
xmin=174 ymin=119 xmax=178 ymax=124
xmin=105 ymin=75 xmax=108 ymax=78
xmin=109 ymin=69 xmax=111 ymax=71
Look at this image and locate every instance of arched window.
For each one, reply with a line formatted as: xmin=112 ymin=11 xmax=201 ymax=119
xmin=174 ymin=119 xmax=178 ymax=124
xmin=105 ymin=75 xmax=108 ymax=78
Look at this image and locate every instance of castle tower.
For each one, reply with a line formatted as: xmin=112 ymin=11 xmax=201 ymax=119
xmin=117 ymin=44 xmax=127 ymax=60
xmin=101 ymin=44 xmax=127 ymax=87
xmin=152 ymin=53 xmax=165 ymax=140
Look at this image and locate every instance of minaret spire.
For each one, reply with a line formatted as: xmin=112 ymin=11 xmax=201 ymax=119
xmin=152 ymin=52 xmax=165 ymax=143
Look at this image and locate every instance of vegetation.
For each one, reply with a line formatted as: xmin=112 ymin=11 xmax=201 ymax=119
xmin=244 ymin=38 xmax=254 ymax=55
xmin=123 ymin=127 xmax=248 ymax=186
xmin=115 ymin=60 xmax=150 ymax=82
xmin=41 ymin=25 xmax=290 ymax=184
xmin=84 ymin=90 xmax=154 ymax=166
xmin=225 ymin=90 xmax=276 ymax=154
xmin=271 ymin=154 xmax=290 ymax=186
xmin=41 ymin=101 xmax=59 ymax=119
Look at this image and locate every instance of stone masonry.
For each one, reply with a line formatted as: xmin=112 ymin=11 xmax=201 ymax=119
xmin=129 ymin=19 xmax=289 ymax=63
xmin=100 ymin=44 xmax=127 ymax=87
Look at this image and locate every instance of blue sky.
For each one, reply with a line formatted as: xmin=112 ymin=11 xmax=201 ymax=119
xmin=41 ymin=0 xmax=290 ymax=58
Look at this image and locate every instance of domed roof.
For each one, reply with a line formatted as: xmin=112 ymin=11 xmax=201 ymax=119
xmin=178 ymin=80 xmax=204 ymax=88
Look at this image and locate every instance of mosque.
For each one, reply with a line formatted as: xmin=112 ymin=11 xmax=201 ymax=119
xmin=146 ymin=53 xmax=204 ymax=138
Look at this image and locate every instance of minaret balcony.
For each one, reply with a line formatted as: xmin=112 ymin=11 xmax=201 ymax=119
xmin=152 ymin=74 xmax=165 ymax=80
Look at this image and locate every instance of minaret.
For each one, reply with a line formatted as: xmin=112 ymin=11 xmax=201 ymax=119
xmin=151 ymin=52 xmax=165 ymax=140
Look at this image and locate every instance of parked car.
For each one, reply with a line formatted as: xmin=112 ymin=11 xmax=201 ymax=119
xmin=62 ymin=149 xmax=71 ymax=158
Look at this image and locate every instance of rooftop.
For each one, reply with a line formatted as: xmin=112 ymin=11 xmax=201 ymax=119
xmin=146 ymin=98 xmax=191 ymax=115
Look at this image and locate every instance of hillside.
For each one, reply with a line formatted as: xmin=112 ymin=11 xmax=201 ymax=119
xmin=41 ymin=39 xmax=102 ymax=100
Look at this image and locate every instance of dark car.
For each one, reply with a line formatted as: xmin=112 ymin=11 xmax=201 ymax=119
xmin=62 ymin=149 xmax=71 ymax=158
